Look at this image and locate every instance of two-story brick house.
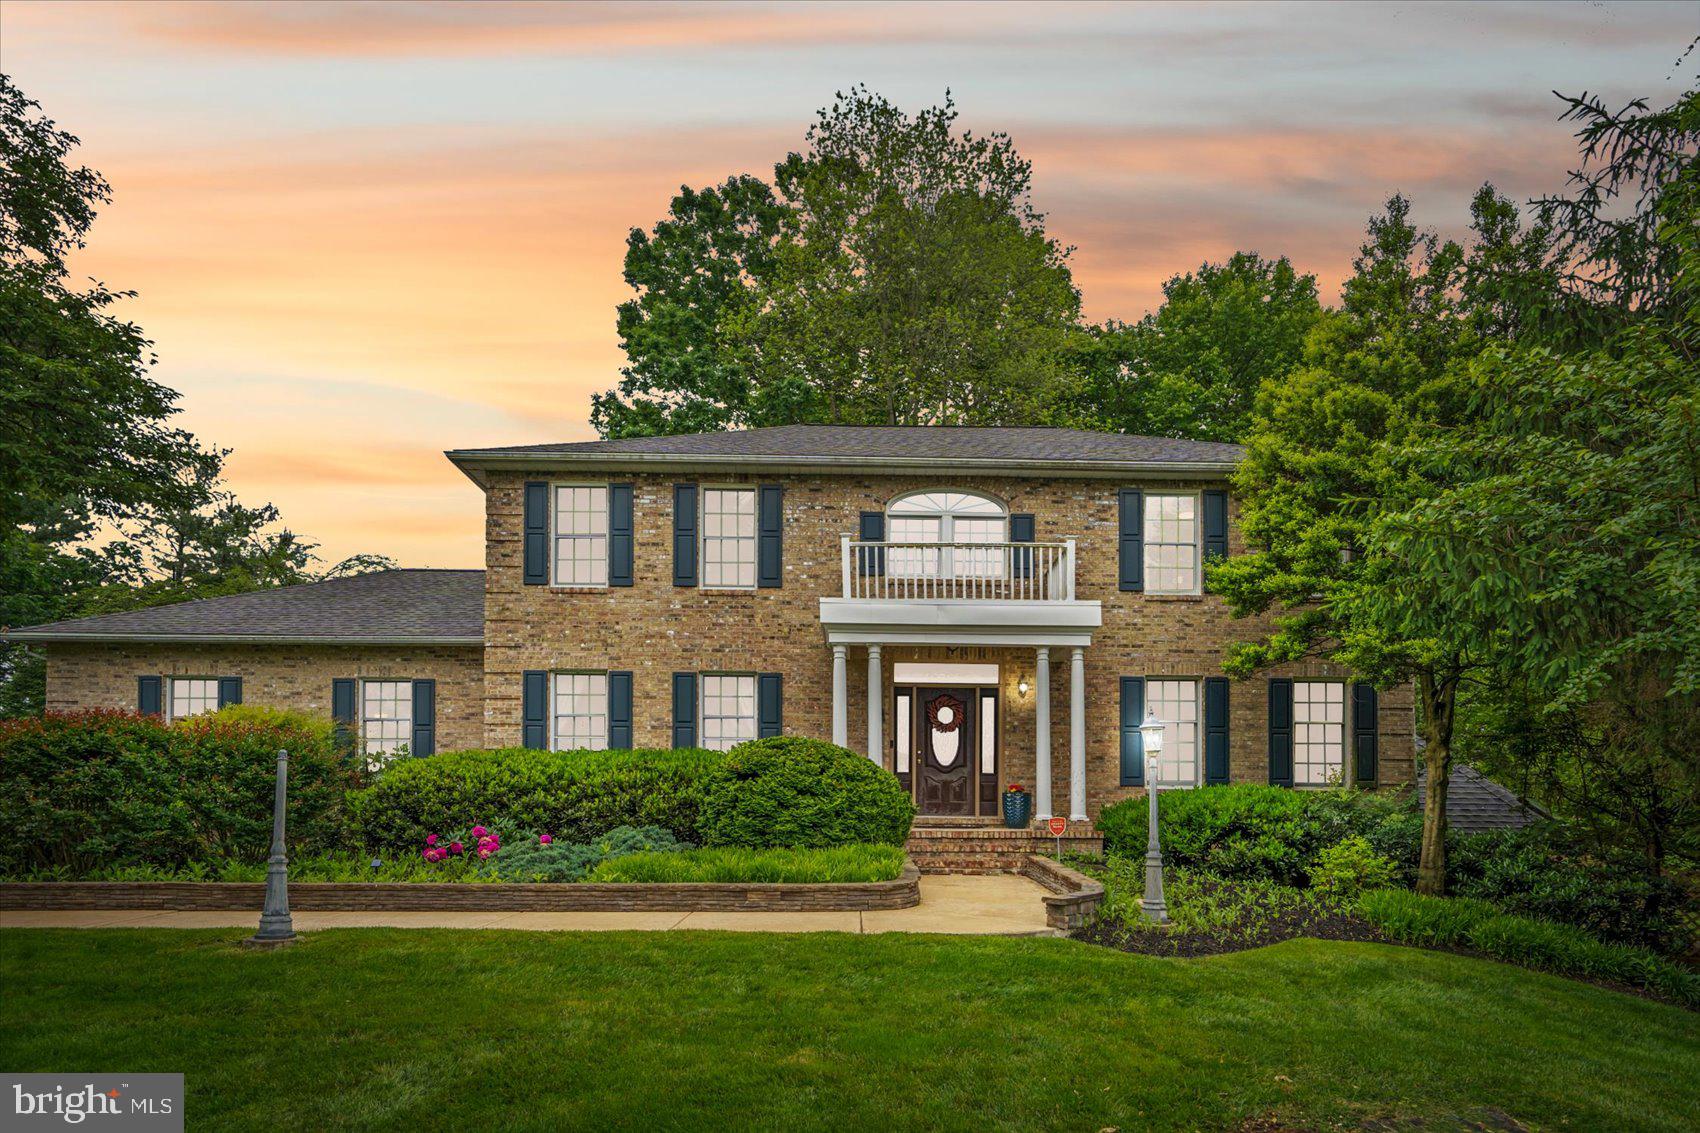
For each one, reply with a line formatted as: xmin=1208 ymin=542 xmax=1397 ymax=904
xmin=9 ymin=425 xmax=1415 ymax=826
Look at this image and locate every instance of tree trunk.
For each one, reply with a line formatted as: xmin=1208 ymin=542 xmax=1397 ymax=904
xmin=1416 ymin=671 xmax=1457 ymax=896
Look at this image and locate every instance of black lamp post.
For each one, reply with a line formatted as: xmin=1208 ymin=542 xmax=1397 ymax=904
xmin=245 ymin=747 xmax=296 ymax=948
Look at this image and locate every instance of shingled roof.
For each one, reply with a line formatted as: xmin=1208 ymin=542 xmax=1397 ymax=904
xmin=447 ymin=424 xmax=1244 ymax=482
xmin=1416 ymin=764 xmax=1549 ymax=834
xmin=3 ymin=569 xmax=485 ymax=645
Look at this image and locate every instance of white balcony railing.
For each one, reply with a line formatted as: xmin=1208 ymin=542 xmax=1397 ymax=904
xmin=840 ymin=537 xmax=1076 ymax=602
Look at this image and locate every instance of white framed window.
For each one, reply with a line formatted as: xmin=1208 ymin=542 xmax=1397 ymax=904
xmin=701 ymin=673 xmax=756 ymax=751
xmin=1147 ymin=678 xmax=1200 ymax=787
xmin=1144 ymin=493 xmax=1200 ymax=594
xmin=552 ymin=672 xmax=609 ymax=751
xmin=1293 ymin=681 xmax=1346 ymax=786
xmin=886 ymin=490 xmax=1008 ymax=578
xmin=701 ymin=488 xmax=757 ymax=588
xmin=167 ymin=677 xmax=219 ymax=722
xmin=553 ymin=484 xmax=608 ymax=587
xmin=362 ymin=680 xmax=413 ymax=764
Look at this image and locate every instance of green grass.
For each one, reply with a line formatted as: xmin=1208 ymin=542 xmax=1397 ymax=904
xmin=587 ymin=844 xmax=905 ymax=883
xmin=2 ymin=931 xmax=1695 ymax=1132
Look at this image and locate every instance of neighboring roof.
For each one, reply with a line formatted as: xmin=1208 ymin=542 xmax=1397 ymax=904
xmin=1416 ymin=764 xmax=1549 ymax=834
xmin=3 ymin=569 xmax=485 ymax=645
xmin=446 ymin=424 xmax=1245 ymax=484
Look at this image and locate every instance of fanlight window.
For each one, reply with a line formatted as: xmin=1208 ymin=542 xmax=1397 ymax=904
xmin=886 ymin=491 xmax=1008 ymax=579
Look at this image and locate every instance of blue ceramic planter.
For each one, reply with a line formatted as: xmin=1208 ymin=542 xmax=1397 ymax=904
xmin=1001 ymin=791 xmax=1032 ymax=829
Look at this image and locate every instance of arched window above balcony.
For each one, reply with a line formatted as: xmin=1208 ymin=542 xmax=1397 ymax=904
xmin=886 ymin=490 xmax=1007 ymax=544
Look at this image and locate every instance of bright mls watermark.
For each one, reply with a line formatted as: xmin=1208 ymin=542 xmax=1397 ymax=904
xmin=4 ymin=1075 xmax=182 ymax=1130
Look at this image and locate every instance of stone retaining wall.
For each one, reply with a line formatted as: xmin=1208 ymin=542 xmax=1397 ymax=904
xmin=1019 ymin=856 xmax=1105 ymax=931
xmin=0 ymin=865 xmax=921 ymax=913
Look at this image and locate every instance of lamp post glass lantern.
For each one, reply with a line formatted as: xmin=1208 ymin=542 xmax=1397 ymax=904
xmin=1138 ymin=708 xmax=1169 ymax=924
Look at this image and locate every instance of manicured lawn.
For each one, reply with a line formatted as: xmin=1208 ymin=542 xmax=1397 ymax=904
xmin=1 ymin=930 xmax=1695 ymax=1132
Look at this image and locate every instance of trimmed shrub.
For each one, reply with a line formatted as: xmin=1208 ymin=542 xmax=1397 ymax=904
xmin=346 ymin=747 xmax=724 ymax=853
xmin=695 ymin=737 xmax=914 ymax=849
xmin=477 ymin=826 xmax=687 ymax=883
xmin=1101 ymin=784 xmax=1419 ymax=887
xmin=0 ymin=708 xmax=352 ymax=873
xmin=1308 ymin=835 xmax=1398 ymax=901
xmin=589 ymin=844 xmax=906 ymax=884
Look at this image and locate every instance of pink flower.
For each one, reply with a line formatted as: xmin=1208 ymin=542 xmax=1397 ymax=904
xmin=449 ymin=841 xmax=464 ymax=855
xmin=538 ymin=833 xmax=552 ymax=845
xmin=471 ymin=825 xmax=488 ymax=837
xmin=425 ymin=834 xmax=439 ymax=847
xmin=477 ymin=847 xmax=493 ymax=859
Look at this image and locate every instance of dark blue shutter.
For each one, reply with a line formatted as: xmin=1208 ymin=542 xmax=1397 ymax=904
xmin=608 ymin=671 xmax=633 ymax=750
xmin=522 ymin=670 xmax=547 ymax=750
xmin=673 ymin=484 xmax=698 ymax=587
xmin=410 ymin=679 xmax=436 ymax=756
xmin=1119 ymin=676 xmax=1145 ymax=786
xmin=608 ymin=483 xmax=634 ymax=587
xmin=1203 ymin=489 xmax=1228 ymax=561
xmin=857 ymin=511 xmax=885 ymax=576
xmin=1353 ymin=683 xmax=1378 ymax=786
xmin=758 ymin=672 xmax=782 ymax=738
xmin=217 ymin=676 xmax=242 ymax=708
xmin=672 ymin=672 xmax=698 ymax=748
xmin=1204 ymin=676 xmax=1230 ymax=785
xmin=1009 ymin=513 xmax=1035 ymax=580
xmin=1118 ymin=489 xmax=1144 ymax=592
xmin=331 ymin=678 xmax=356 ymax=752
xmin=137 ymin=676 xmax=162 ymax=717
xmin=523 ymin=481 xmax=549 ymax=585
xmin=1268 ymin=678 xmax=1294 ymax=787
xmin=757 ymin=484 xmax=783 ymax=588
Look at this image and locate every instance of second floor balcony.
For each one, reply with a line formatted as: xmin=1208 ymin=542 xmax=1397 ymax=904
xmin=820 ymin=536 xmax=1102 ymax=646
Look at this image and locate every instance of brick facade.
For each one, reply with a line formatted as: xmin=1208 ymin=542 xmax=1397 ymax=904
xmin=481 ymin=470 xmax=1416 ymax=818
xmin=35 ymin=466 xmax=1415 ymax=824
xmin=43 ymin=642 xmax=485 ymax=754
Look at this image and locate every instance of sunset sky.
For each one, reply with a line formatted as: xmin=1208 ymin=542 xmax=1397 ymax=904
xmin=2 ymin=1 xmax=1693 ymax=568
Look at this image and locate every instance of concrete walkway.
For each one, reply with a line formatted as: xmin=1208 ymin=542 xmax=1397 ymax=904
xmin=0 ymin=874 xmax=1054 ymax=936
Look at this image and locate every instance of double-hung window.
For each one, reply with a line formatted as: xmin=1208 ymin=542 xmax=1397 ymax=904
xmin=1293 ymin=680 xmax=1346 ymax=786
xmin=168 ymin=678 xmax=219 ymax=721
xmin=701 ymin=673 xmax=756 ymax=751
xmin=553 ymin=485 xmax=608 ymax=587
xmin=552 ymin=672 xmax=609 ymax=751
xmin=362 ymin=680 xmax=413 ymax=765
xmin=1147 ymin=678 xmax=1200 ymax=787
xmin=1144 ymin=493 xmax=1200 ymax=594
xmin=701 ymin=488 xmax=757 ymax=588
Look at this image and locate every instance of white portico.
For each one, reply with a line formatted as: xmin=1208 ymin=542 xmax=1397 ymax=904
xmin=820 ymin=497 xmax=1102 ymax=822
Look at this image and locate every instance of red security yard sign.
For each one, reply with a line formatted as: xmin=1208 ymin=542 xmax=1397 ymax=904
xmin=1047 ymin=817 xmax=1067 ymax=837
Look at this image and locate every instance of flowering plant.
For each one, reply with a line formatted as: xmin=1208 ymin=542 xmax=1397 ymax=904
xmin=422 ymin=823 xmax=505 ymax=864
xmin=1004 ymin=783 xmax=1027 ymax=794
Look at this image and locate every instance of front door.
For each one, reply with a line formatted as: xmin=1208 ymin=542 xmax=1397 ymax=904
xmin=918 ymin=687 xmax=975 ymax=816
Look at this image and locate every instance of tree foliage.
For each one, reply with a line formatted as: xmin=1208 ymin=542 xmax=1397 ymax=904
xmin=593 ymin=87 xmax=1084 ymax=435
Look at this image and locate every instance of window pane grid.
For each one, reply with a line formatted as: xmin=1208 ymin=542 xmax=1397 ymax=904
xmin=169 ymin=678 xmax=219 ymax=721
xmin=1149 ymin=679 xmax=1199 ymax=787
xmin=553 ymin=672 xmax=608 ymax=751
xmin=1293 ymin=681 xmax=1345 ymax=786
xmin=362 ymin=680 xmax=413 ymax=766
xmin=1143 ymin=494 xmax=1199 ymax=593
xmin=553 ymin=485 xmax=608 ymax=586
xmin=702 ymin=489 xmax=756 ymax=588
xmin=701 ymin=674 xmax=756 ymax=751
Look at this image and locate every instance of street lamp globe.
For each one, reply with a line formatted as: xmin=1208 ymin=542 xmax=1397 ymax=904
xmin=1139 ymin=708 xmax=1165 ymax=756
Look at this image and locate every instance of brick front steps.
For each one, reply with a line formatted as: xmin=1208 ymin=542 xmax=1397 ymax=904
xmin=0 ymin=865 xmax=921 ymax=914
xmin=905 ymin=820 xmax=1103 ymax=874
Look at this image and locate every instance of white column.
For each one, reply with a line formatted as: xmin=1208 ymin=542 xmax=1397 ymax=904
xmin=866 ymin=644 xmax=883 ymax=765
xmin=831 ymin=645 xmax=848 ymax=747
xmin=1070 ymin=646 xmax=1087 ymax=821
xmin=1034 ymin=647 xmax=1052 ymax=820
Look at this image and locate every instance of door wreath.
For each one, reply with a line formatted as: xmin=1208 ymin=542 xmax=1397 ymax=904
xmin=926 ymin=696 xmax=963 ymax=733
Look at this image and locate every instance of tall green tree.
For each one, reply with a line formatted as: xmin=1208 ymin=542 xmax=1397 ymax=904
xmin=1071 ymin=253 xmax=1322 ymax=442
xmin=593 ymin=87 xmax=1084 ymax=435
xmin=1210 ymin=189 xmax=1552 ymax=895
